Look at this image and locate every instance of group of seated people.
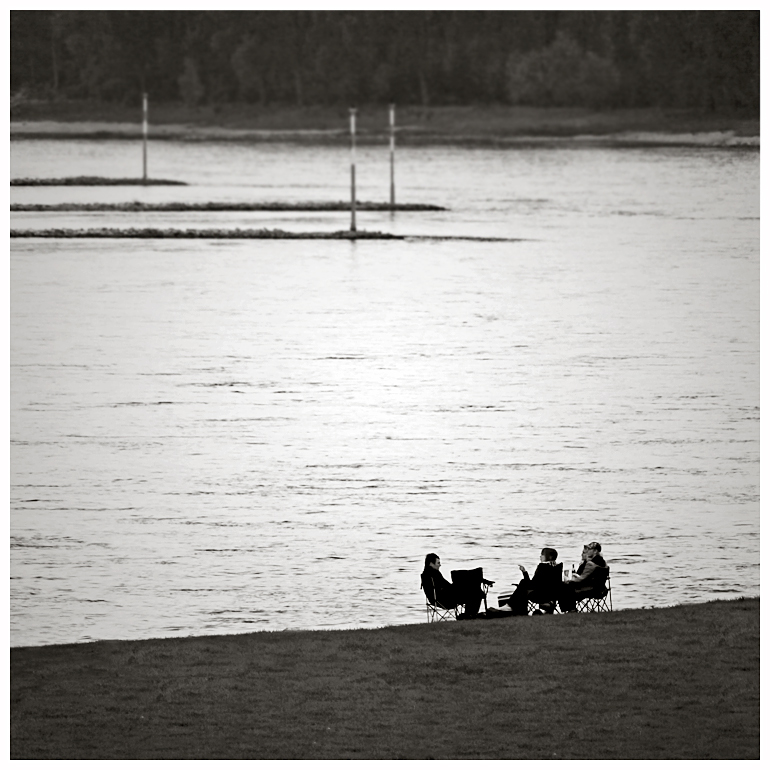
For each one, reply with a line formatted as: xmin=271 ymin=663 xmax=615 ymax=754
xmin=420 ymin=542 xmax=608 ymax=619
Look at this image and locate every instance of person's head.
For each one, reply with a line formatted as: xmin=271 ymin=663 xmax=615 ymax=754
xmin=584 ymin=541 xmax=601 ymax=559
xmin=540 ymin=547 xmax=558 ymax=563
xmin=424 ymin=553 xmax=441 ymax=571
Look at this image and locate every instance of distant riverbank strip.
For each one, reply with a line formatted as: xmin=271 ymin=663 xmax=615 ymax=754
xmin=9 ymin=104 xmax=759 ymax=148
xmin=10 ymin=598 xmax=758 ymax=759
xmin=10 ymin=201 xmax=446 ymax=212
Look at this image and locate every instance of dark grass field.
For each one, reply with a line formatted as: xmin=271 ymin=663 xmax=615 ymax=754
xmin=10 ymin=598 xmax=758 ymax=759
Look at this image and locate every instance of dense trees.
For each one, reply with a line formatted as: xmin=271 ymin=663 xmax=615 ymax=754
xmin=10 ymin=10 xmax=759 ymax=113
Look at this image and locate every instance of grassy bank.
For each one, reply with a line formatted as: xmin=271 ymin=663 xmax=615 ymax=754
xmin=10 ymin=101 xmax=759 ymax=145
xmin=10 ymin=598 xmax=758 ymax=759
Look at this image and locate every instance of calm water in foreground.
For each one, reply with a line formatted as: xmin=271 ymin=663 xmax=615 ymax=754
xmin=10 ymin=139 xmax=759 ymax=647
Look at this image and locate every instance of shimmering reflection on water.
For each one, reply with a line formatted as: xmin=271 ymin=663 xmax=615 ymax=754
xmin=10 ymin=141 xmax=758 ymax=646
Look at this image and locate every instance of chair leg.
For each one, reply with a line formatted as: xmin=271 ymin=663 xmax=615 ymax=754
xmin=426 ymin=601 xmax=459 ymax=622
xmin=575 ymin=595 xmax=611 ymax=613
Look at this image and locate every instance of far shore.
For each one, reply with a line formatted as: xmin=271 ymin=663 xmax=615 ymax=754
xmin=10 ymin=102 xmax=759 ymax=147
xmin=10 ymin=598 xmax=759 ymax=759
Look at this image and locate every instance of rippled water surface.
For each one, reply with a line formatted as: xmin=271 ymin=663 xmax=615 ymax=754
xmin=10 ymin=139 xmax=759 ymax=646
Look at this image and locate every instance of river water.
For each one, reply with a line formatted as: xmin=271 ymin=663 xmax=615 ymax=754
xmin=10 ymin=138 xmax=759 ymax=647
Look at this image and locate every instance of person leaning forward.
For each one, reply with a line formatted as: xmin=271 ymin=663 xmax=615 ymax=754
xmin=420 ymin=553 xmax=493 ymax=619
xmin=558 ymin=541 xmax=607 ymax=612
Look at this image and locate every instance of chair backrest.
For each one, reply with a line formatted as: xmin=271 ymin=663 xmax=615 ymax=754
xmin=593 ymin=565 xmax=609 ymax=583
xmin=449 ymin=567 xmax=484 ymax=588
xmin=421 ymin=572 xmax=437 ymax=605
xmin=589 ymin=565 xmax=610 ymax=594
xmin=450 ymin=567 xmax=486 ymax=606
xmin=547 ymin=562 xmax=564 ymax=591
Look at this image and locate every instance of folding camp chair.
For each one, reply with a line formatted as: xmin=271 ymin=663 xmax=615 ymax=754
xmin=575 ymin=568 xmax=612 ymax=613
xmin=451 ymin=568 xmax=491 ymax=616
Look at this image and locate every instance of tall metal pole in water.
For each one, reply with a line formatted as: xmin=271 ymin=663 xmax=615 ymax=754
xmin=389 ymin=104 xmax=396 ymax=210
xmin=349 ymin=108 xmax=357 ymax=232
xmin=142 ymin=93 xmax=148 ymax=183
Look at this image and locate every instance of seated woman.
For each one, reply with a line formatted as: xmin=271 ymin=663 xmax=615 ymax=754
xmin=420 ymin=553 xmax=492 ymax=619
xmin=494 ymin=547 xmax=562 ymax=615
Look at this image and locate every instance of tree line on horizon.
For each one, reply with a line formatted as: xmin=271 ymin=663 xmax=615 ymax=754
xmin=11 ymin=10 xmax=759 ymax=114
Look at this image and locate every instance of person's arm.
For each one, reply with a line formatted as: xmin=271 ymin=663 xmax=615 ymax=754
xmin=570 ymin=561 xmax=597 ymax=583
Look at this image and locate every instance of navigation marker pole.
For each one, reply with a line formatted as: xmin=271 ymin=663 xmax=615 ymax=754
xmin=389 ymin=103 xmax=396 ymax=210
xmin=349 ymin=108 xmax=357 ymax=232
xmin=142 ymin=92 xmax=148 ymax=184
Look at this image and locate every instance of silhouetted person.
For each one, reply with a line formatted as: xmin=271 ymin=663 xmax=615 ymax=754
xmin=420 ymin=553 xmax=492 ymax=619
